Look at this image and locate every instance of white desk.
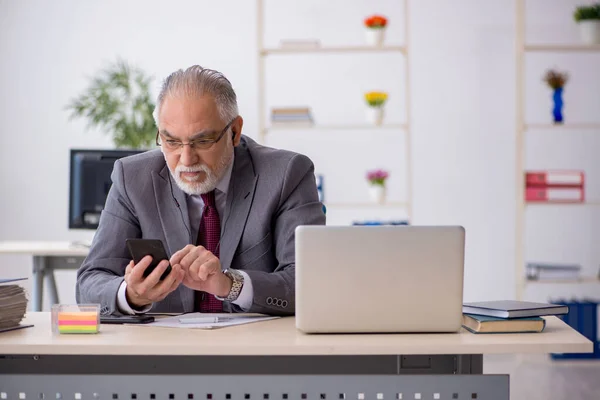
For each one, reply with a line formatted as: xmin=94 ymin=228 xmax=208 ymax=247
xmin=0 ymin=241 xmax=89 ymax=311
xmin=0 ymin=313 xmax=593 ymax=400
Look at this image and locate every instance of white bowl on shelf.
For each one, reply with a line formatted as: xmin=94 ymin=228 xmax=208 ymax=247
xmin=578 ymin=20 xmax=600 ymax=44
xmin=366 ymin=107 xmax=385 ymax=125
xmin=365 ymin=28 xmax=386 ymax=46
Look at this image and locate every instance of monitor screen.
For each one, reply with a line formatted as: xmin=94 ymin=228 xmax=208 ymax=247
xmin=69 ymin=149 xmax=145 ymax=229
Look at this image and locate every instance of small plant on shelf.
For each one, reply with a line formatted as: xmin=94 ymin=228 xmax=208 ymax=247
xmin=543 ymin=69 xmax=568 ymax=124
xmin=573 ymin=3 xmax=600 ymax=44
xmin=364 ymin=91 xmax=388 ymax=125
xmin=366 ymin=169 xmax=389 ymax=204
xmin=573 ymin=3 xmax=600 ymax=43
xmin=364 ymin=15 xmax=388 ymax=46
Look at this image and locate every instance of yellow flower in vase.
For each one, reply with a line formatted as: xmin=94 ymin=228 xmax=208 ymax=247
xmin=364 ymin=91 xmax=388 ymax=125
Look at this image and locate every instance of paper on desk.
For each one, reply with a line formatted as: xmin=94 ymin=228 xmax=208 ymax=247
xmin=145 ymin=312 xmax=279 ymax=329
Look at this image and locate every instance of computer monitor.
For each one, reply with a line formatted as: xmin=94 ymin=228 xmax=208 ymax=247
xmin=69 ymin=149 xmax=145 ymax=230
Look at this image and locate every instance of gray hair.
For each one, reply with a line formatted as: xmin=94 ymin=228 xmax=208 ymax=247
xmin=152 ymin=65 xmax=239 ymax=127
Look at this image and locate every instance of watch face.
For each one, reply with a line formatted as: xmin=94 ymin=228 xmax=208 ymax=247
xmin=228 ymin=269 xmax=242 ymax=281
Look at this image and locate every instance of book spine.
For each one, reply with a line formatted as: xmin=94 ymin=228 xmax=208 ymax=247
xmin=525 ymin=171 xmax=584 ymax=187
xmin=525 ymin=187 xmax=584 ymax=203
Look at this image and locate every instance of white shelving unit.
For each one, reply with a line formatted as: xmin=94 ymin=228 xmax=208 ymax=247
xmin=256 ymin=0 xmax=412 ymax=222
xmin=515 ymin=0 xmax=600 ymax=301
xmin=261 ymin=45 xmax=407 ymax=55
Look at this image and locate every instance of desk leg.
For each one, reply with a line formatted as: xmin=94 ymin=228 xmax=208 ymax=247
xmin=31 ymin=256 xmax=45 ymax=312
xmin=46 ymin=267 xmax=60 ymax=306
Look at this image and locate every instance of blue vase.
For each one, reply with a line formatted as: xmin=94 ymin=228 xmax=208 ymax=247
xmin=552 ymin=87 xmax=564 ymax=124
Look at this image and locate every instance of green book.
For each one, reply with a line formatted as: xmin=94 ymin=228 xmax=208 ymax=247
xmin=462 ymin=313 xmax=546 ymax=334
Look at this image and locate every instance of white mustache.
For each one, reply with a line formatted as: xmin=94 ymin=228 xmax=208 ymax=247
xmin=176 ymin=165 xmax=210 ymax=174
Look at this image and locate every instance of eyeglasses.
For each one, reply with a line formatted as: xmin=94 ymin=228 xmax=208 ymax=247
xmin=156 ymin=117 xmax=237 ymax=152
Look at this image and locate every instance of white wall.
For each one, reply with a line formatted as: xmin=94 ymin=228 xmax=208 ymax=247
xmin=0 ymin=0 xmax=597 ymax=310
xmin=0 ymin=0 xmax=259 ymax=307
xmin=410 ymin=0 xmax=518 ymax=302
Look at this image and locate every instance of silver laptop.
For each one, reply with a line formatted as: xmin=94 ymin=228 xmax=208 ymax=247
xmin=295 ymin=225 xmax=465 ymax=333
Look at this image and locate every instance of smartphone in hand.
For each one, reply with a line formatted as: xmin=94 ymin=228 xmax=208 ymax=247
xmin=100 ymin=315 xmax=155 ymax=324
xmin=126 ymin=239 xmax=172 ymax=281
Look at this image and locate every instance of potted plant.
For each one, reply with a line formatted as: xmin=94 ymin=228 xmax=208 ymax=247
xmin=364 ymin=91 xmax=388 ymax=125
xmin=366 ymin=169 xmax=389 ymax=204
xmin=543 ymin=69 xmax=569 ymax=124
xmin=66 ymin=58 xmax=156 ymax=149
xmin=573 ymin=3 xmax=600 ymax=44
xmin=364 ymin=15 xmax=388 ymax=46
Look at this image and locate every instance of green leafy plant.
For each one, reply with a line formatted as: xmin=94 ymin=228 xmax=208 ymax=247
xmin=543 ymin=69 xmax=569 ymax=90
xmin=66 ymin=58 xmax=156 ymax=149
xmin=573 ymin=3 xmax=600 ymax=22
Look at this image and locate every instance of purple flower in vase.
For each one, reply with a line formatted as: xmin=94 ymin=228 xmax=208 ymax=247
xmin=366 ymin=169 xmax=389 ymax=186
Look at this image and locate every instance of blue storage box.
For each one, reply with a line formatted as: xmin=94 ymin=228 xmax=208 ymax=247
xmin=550 ymin=298 xmax=600 ymax=360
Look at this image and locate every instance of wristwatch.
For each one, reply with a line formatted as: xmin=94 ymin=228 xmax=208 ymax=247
xmin=216 ymin=269 xmax=244 ymax=302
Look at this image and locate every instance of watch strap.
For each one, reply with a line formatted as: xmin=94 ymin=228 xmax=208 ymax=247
xmin=216 ymin=269 xmax=244 ymax=301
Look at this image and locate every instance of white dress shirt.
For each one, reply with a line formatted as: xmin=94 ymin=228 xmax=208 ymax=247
xmin=117 ymin=153 xmax=254 ymax=314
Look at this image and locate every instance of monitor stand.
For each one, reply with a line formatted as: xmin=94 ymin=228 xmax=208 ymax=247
xmin=69 ymin=240 xmax=91 ymax=248
xmin=69 ymin=229 xmax=96 ymax=249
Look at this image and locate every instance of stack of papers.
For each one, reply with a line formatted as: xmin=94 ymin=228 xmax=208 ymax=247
xmin=146 ymin=312 xmax=279 ymax=329
xmin=0 ymin=278 xmax=30 ymax=333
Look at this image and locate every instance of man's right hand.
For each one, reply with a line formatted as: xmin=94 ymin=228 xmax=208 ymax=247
xmin=124 ymin=255 xmax=185 ymax=309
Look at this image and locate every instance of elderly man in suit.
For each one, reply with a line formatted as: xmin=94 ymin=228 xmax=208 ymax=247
xmin=75 ymin=65 xmax=325 ymax=316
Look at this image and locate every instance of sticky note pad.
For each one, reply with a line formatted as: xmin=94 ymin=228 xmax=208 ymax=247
xmin=51 ymin=305 xmax=100 ymax=334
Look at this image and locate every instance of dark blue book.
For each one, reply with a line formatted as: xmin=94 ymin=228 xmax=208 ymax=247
xmin=462 ymin=300 xmax=568 ymax=319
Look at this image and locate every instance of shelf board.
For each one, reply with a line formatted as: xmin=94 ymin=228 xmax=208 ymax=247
xmin=525 ymin=123 xmax=600 ymax=131
xmin=525 ymin=202 xmax=600 ymax=207
xmin=526 ymin=277 xmax=600 ymax=284
xmin=325 ymin=202 xmax=408 ymax=208
xmin=265 ymin=123 xmax=407 ymax=132
xmin=261 ymin=45 xmax=406 ymax=55
xmin=524 ymin=44 xmax=600 ymax=52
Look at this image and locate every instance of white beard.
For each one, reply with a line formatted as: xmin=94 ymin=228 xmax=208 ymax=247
xmin=169 ymin=149 xmax=233 ymax=195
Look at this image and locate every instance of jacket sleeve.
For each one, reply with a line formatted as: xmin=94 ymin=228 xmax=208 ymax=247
xmin=242 ymin=154 xmax=326 ymax=315
xmin=75 ymin=159 xmax=142 ymax=316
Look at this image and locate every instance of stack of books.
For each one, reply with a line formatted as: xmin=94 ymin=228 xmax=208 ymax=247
xmin=279 ymin=39 xmax=321 ymax=49
xmin=0 ymin=278 xmax=29 ymax=333
xmin=525 ymin=170 xmax=585 ymax=203
xmin=461 ymin=300 xmax=568 ymax=334
xmin=353 ymin=220 xmax=409 ymax=226
xmin=270 ymin=107 xmax=314 ymax=127
xmin=526 ymin=262 xmax=582 ymax=281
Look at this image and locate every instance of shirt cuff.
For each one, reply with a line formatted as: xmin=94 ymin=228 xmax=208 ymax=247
xmin=117 ymin=281 xmax=152 ymax=315
xmin=231 ymin=270 xmax=253 ymax=311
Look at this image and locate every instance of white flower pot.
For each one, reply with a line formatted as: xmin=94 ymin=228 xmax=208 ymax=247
xmin=365 ymin=28 xmax=386 ymax=46
xmin=369 ymin=185 xmax=386 ymax=204
xmin=578 ymin=21 xmax=600 ymax=44
xmin=366 ymin=107 xmax=384 ymax=125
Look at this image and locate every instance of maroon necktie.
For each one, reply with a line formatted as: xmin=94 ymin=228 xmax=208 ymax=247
xmin=195 ymin=190 xmax=223 ymax=312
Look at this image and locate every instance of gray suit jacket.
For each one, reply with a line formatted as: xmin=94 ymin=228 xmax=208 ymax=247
xmin=75 ymin=135 xmax=326 ymax=316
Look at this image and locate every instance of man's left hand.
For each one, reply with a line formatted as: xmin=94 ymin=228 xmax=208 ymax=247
xmin=170 ymin=245 xmax=232 ymax=297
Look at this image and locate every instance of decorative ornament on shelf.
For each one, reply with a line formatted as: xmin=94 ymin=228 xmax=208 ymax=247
xmin=366 ymin=169 xmax=389 ymax=204
xmin=364 ymin=15 xmax=388 ymax=46
xmin=543 ymin=69 xmax=569 ymax=124
xmin=364 ymin=91 xmax=388 ymax=125
xmin=316 ymin=174 xmax=326 ymax=215
xmin=573 ymin=3 xmax=600 ymax=44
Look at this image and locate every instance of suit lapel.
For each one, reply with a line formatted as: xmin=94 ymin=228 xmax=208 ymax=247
xmin=220 ymin=141 xmax=258 ymax=271
xmin=153 ymin=165 xmax=194 ymax=311
xmin=153 ymin=165 xmax=193 ymax=251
